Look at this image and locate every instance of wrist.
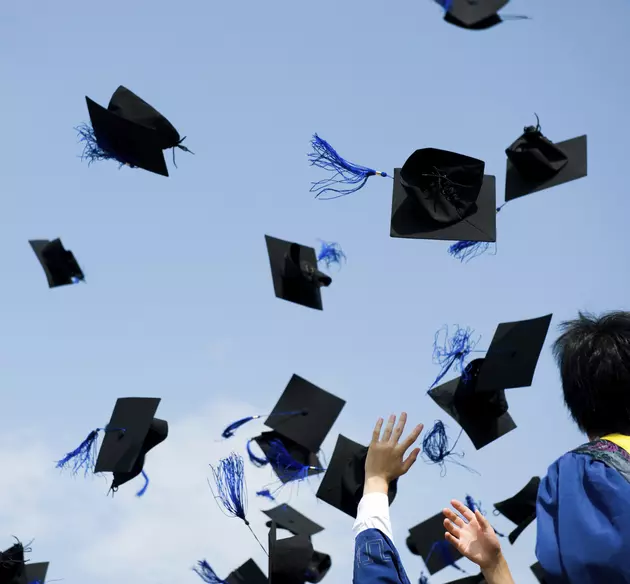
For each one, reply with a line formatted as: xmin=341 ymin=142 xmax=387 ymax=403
xmin=481 ymin=553 xmax=511 ymax=579
xmin=363 ymin=476 xmax=389 ymax=495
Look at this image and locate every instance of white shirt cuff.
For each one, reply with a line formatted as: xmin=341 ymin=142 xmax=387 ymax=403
xmin=352 ymin=492 xmax=393 ymax=542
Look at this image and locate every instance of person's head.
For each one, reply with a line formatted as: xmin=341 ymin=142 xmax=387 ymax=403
xmin=553 ymin=311 xmax=630 ymax=439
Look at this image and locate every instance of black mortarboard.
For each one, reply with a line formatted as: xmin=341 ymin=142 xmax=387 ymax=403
xmin=505 ymin=118 xmax=587 ymax=201
xmin=316 ymin=434 xmax=397 ymax=518
xmin=428 ymin=360 xmax=517 ymax=449
xmin=444 ymin=0 xmax=509 ymax=27
xmin=390 ymin=148 xmax=497 ymax=242
xmin=493 ymin=477 xmax=540 ymax=544
xmin=29 ymin=239 xmax=84 ymax=288
xmin=265 ymin=236 xmax=332 ymax=311
xmin=94 ymin=397 xmax=168 ymax=491
xmin=225 ymin=559 xmax=268 ymax=584
xmin=0 ymin=542 xmax=26 ymax=584
xmin=407 ymin=513 xmax=463 ymax=575
xmin=85 ymin=96 xmax=169 ymax=177
xmin=268 ymin=522 xmax=331 ymax=584
xmin=265 ymin=374 xmax=345 ymax=454
xmin=253 ymin=432 xmax=324 ymax=484
xmin=530 ymin=562 xmax=548 ymax=583
xmin=24 ymin=562 xmax=49 ymax=584
xmin=263 ymin=504 xmax=324 ymax=537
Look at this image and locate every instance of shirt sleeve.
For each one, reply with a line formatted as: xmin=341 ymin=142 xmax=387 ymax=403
xmin=353 ymin=492 xmax=394 ymax=542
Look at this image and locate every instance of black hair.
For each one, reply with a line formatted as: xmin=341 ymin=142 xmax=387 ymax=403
xmin=553 ymin=311 xmax=630 ymax=437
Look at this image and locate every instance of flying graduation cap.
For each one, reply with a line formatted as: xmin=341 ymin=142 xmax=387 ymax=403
xmin=0 ymin=541 xmax=27 ymax=584
xmin=493 ymin=477 xmax=541 ymax=544
xmin=263 ymin=504 xmax=324 ymax=538
xmin=437 ymin=0 xmax=528 ymax=30
xmin=428 ymin=315 xmax=552 ymax=449
xmin=407 ymin=513 xmax=464 ymax=576
xmin=316 ymin=434 xmax=398 ymax=518
xmin=265 ymin=236 xmax=346 ymax=311
xmin=308 ymin=135 xmax=497 ymax=244
xmin=193 ymin=558 xmax=268 ymax=584
xmin=268 ymin=522 xmax=331 ymax=584
xmin=77 ymin=85 xmax=193 ymax=177
xmin=25 ymin=562 xmax=49 ymax=584
xmin=530 ymin=562 xmax=548 ymax=583
xmin=56 ymin=397 xmax=168 ymax=495
xmin=29 ymin=239 xmax=84 ymax=288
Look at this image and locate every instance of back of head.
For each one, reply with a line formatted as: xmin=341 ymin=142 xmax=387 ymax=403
xmin=553 ymin=311 xmax=630 ymax=438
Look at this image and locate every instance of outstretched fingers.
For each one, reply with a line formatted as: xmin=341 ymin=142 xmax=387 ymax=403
xmin=371 ymin=417 xmax=384 ymax=444
xmin=451 ymin=499 xmax=476 ymax=523
xmin=390 ymin=412 xmax=407 ymax=443
xmin=401 ymin=447 xmax=421 ymax=473
xmin=443 ymin=507 xmax=466 ymax=529
xmin=381 ymin=414 xmax=396 ymax=442
xmin=400 ymin=423 xmax=424 ymax=451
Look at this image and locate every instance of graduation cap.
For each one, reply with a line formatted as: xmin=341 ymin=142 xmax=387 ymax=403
xmin=407 ymin=513 xmax=464 ymax=575
xmin=56 ymin=397 xmax=168 ymax=495
xmin=505 ymin=116 xmax=587 ymax=201
xmin=263 ymin=504 xmax=324 ymax=537
xmin=29 ymin=239 xmax=84 ymax=288
xmin=315 ymin=434 xmax=398 ymax=518
xmin=265 ymin=236 xmax=341 ymax=311
xmin=264 ymin=374 xmax=345 ymax=454
xmin=0 ymin=541 xmax=26 ymax=584
xmin=78 ymin=85 xmax=193 ymax=177
xmin=24 ymin=562 xmax=49 ymax=584
xmin=530 ymin=562 xmax=548 ymax=583
xmin=268 ymin=522 xmax=331 ymax=584
xmin=493 ymin=477 xmax=540 ymax=543
xmin=225 ymin=559 xmax=268 ymax=584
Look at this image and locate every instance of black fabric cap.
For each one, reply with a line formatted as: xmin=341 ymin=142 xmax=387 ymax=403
xmin=505 ymin=134 xmax=587 ymax=202
xmin=29 ymin=239 xmax=84 ymax=288
xmin=428 ymin=360 xmax=517 ymax=450
xmin=263 ymin=504 xmax=324 ymax=537
xmin=24 ymin=562 xmax=49 ymax=584
xmin=493 ymin=476 xmax=540 ymax=544
xmin=315 ymin=434 xmax=397 ymax=519
xmin=107 ymin=86 xmax=182 ymax=150
xmin=225 ymin=559 xmax=268 ymax=584
xmin=0 ymin=542 xmax=26 ymax=584
xmin=443 ymin=11 xmax=502 ymax=29
xmin=475 ymin=314 xmax=552 ymax=392
xmin=86 ymin=96 xmax=169 ymax=177
xmin=94 ymin=398 xmax=167 ymax=487
xmin=265 ymin=236 xmax=331 ymax=311
xmin=445 ymin=574 xmax=486 ymax=584
xmin=268 ymin=522 xmax=314 ymax=584
xmin=406 ymin=513 xmax=463 ymax=575
xmin=445 ymin=0 xmax=509 ymax=26
xmin=530 ymin=562 xmax=549 ymax=583
xmin=265 ymin=374 xmax=345 ymax=453
xmin=390 ymin=148 xmax=497 ymax=242
xmin=253 ymin=432 xmax=324 ymax=484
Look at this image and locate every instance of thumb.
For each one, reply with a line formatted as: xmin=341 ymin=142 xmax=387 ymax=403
xmin=401 ymin=447 xmax=421 ymax=473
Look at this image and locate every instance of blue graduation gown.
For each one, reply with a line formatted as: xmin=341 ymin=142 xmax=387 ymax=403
xmin=354 ymin=528 xmax=412 ymax=584
xmin=536 ymin=437 xmax=630 ymax=583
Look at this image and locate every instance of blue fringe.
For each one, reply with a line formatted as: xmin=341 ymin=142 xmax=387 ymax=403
xmin=430 ymin=325 xmax=479 ymax=388
xmin=210 ymin=453 xmax=248 ymax=522
xmin=222 ymin=415 xmax=258 ymax=439
xmin=308 ymin=134 xmax=387 ymax=199
xmin=75 ymin=123 xmax=128 ymax=167
xmin=136 ymin=470 xmax=150 ymax=497
xmin=256 ymin=489 xmax=276 ymax=501
xmin=55 ymin=429 xmax=101 ymax=476
xmin=422 ymin=421 xmax=476 ymax=477
xmin=246 ymin=439 xmax=269 ymax=468
xmin=448 ymin=240 xmax=491 ymax=262
xmin=434 ymin=0 xmax=454 ymax=10
xmin=317 ymin=241 xmax=347 ymax=270
xmin=266 ymin=439 xmax=322 ymax=483
xmin=193 ymin=560 xmax=226 ymax=584
xmin=425 ymin=540 xmax=465 ymax=572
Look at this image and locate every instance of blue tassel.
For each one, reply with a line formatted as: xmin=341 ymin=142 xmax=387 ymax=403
xmin=75 ymin=123 xmax=131 ymax=168
xmin=193 ymin=560 xmax=226 ymax=584
xmin=136 ymin=470 xmax=150 ymax=497
xmin=210 ymin=453 xmax=248 ymax=523
xmin=317 ymin=241 xmax=347 ymax=270
xmin=422 ymin=421 xmax=471 ymax=476
xmin=256 ymin=489 xmax=276 ymax=501
xmin=434 ymin=0 xmax=454 ymax=10
xmin=222 ymin=415 xmax=258 ymax=439
xmin=267 ymin=439 xmax=323 ymax=483
xmin=425 ymin=540 xmax=465 ymax=573
xmin=430 ymin=325 xmax=479 ymax=388
xmin=55 ymin=429 xmax=101 ymax=476
xmin=419 ymin=574 xmax=430 ymax=584
xmin=308 ymin=134 xmax=388 ymax=199
xmin=464 ymin=494 xmax=505 ymax=538
xmin=246 ymin=439 xmax=269 ymax=468
xmin=448 ymin=240 xmax=491 ymax=262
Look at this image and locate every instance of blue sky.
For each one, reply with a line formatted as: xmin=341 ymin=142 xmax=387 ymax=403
xmin=1 ymin=0 xmax=629 ymax=582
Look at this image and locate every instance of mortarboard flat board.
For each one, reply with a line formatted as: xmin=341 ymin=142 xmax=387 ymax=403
xmin=390 ymin=148 xmax=497 ymax=242
xmin=316 ymin=434 xmax=397 ymax=518
xmin=29 ymin=239 xmax=84 ymax=288
xmin=225 ymin=559 xmax=268 ymax=584
xmin=505 ymin=134 xmax=587 ymax=202
xmin=268 ymin=522 xmax=314 ymax=584
xmin=474 ymin=314 xmax=552 ymax=393
xmin=444 ymin=0 xmax=509 ymax=27
xmin=263 ymin=504 xmax=324 ymax=537
xmin=265 ymin=374 xmax=345 ymax=454
xmin=24 ymin=562 xmax=49 ymax=584
xmin=253 ymin=431 xmax=324 ymax=484
xmin=530 ymin=562 xmax=548 ymax=583
xmin=86 ymin=96 xmax=169 ymax=177
xmin=407 ymin=513 xmax=463 ymax=575
xmin=428 ymin=360 xmax=517 ymax=450
xmin=493 ymin=476 xmax=540 ymax=543
xmin=265 ymin=235 xmax=332 ymax=311
xmin=0 ymin=542 xmax=26 ymax=584
xmin=443 ymin=11 xmax=502 ymax=29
